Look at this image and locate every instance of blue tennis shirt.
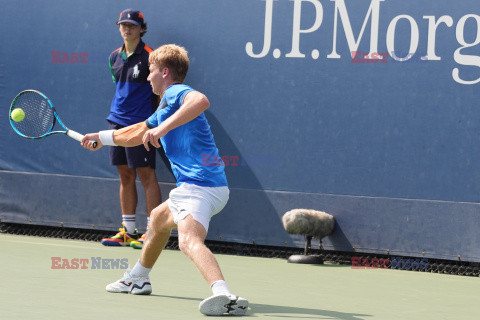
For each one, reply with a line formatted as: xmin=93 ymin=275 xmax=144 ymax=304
xmin=146 ymin=84 xmax=228 ymax=187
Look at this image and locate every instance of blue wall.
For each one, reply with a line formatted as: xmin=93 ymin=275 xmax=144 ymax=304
xmin=1 ymin=0 xmax=479 ymax=262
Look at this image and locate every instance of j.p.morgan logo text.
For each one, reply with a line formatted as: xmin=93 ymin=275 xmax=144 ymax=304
xmin=246 ymin=0 xmax=480 ymax=85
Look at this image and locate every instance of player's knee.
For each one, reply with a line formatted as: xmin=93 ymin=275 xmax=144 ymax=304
xmin=150 ymin=209 xmax=170 ymax=232
xmin=178 ymin=235 xmax=201 ymax=256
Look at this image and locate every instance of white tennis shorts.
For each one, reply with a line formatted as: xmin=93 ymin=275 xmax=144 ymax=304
xmin=167 ymin=183 xmax=229 ymax=232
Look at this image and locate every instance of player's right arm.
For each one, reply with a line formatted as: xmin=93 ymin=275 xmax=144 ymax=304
xmin=81 ymin=121 xmax=150 ymax=151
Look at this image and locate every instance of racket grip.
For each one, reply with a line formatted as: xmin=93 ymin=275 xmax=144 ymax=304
xmin=67 ymin=130 xmax=97 ymax=148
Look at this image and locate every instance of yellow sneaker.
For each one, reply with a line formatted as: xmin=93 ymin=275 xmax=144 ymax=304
xmin=130 ymin=233 xmax=147 ymax=249
xmin=101 ymin=224 xmax=139 ymax=247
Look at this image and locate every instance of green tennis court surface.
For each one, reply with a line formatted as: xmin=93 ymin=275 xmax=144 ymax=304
xmin=1 ymin=234 xmax=478 ymax=319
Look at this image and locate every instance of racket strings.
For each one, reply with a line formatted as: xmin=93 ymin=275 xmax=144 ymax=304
xmin=11 ymin=91 xmax=55 ymax=138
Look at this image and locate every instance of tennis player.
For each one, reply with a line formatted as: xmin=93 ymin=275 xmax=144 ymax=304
xmin=81 ymin=44 xmax=248 ymax=316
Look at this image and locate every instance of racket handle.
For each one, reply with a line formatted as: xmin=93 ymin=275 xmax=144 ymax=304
xmin=67 ymin=130 xmax=98 ymax=148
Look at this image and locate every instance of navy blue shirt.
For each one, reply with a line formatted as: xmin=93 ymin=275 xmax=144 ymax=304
xmin=108 ymin=40 xmax=156 ymax=126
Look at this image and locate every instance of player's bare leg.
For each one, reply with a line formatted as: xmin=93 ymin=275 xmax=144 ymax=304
xmin=177 ymin=215 xmax=224 ymax=284
xmin=106 ymin=201 xmax=174 ymax=294
xmin=139 ymin=201 xmax=176 ymax=268
xmin=177 ymin=215 xmax=248 ymax=316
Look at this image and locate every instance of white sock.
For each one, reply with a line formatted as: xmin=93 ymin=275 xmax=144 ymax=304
xmin=122 ymin=214 xmax=136 ymax=234
xmin=130 ymin=260 xmax=151 ymax=278
xmin=211 ymin=280 xmax=231 ymax=296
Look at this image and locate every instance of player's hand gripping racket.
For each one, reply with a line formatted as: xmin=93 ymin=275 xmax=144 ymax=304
xmin=9 ymin=90 xmax=96 ymax=148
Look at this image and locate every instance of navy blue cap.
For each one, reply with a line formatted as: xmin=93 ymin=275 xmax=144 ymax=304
xmin=116 ymin=9 xmax=144 ymax=26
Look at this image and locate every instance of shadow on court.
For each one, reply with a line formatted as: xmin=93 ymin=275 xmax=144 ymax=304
xmin=151 ymin=295 xmax=370 ymax=319
xmin=248 ymin=303 xmax=370 ymax=319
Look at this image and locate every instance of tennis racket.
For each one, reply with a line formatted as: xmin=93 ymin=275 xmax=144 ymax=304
xmin=9 ymin=90 xmax=96 ymax=148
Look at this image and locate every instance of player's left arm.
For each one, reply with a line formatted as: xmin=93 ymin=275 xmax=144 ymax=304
xmin=142 ymin=91 xmax=209 ymax=151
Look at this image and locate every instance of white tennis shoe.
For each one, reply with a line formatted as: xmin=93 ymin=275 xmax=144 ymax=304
xmin=199 ymin=294 xmax=249 ymax=316
xmin=105 ymin=270 xmax=152 ymax=295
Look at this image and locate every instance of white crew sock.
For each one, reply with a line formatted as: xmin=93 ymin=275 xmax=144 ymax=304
xmin=122 ymin=214 xmax=136 ymax=234
xmin=211 ymin=280 xmax=231 ymax=296
xmin=130 ymin=260 xmax=152 ymax=278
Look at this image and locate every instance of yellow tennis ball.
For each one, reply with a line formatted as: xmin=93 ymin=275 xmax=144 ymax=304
xmin=11 ymin=108 xmax=25 ymax=122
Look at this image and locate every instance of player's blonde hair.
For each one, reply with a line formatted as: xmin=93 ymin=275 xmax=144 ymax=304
xmin=149 ymin=44 xmax=189 ymax=83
